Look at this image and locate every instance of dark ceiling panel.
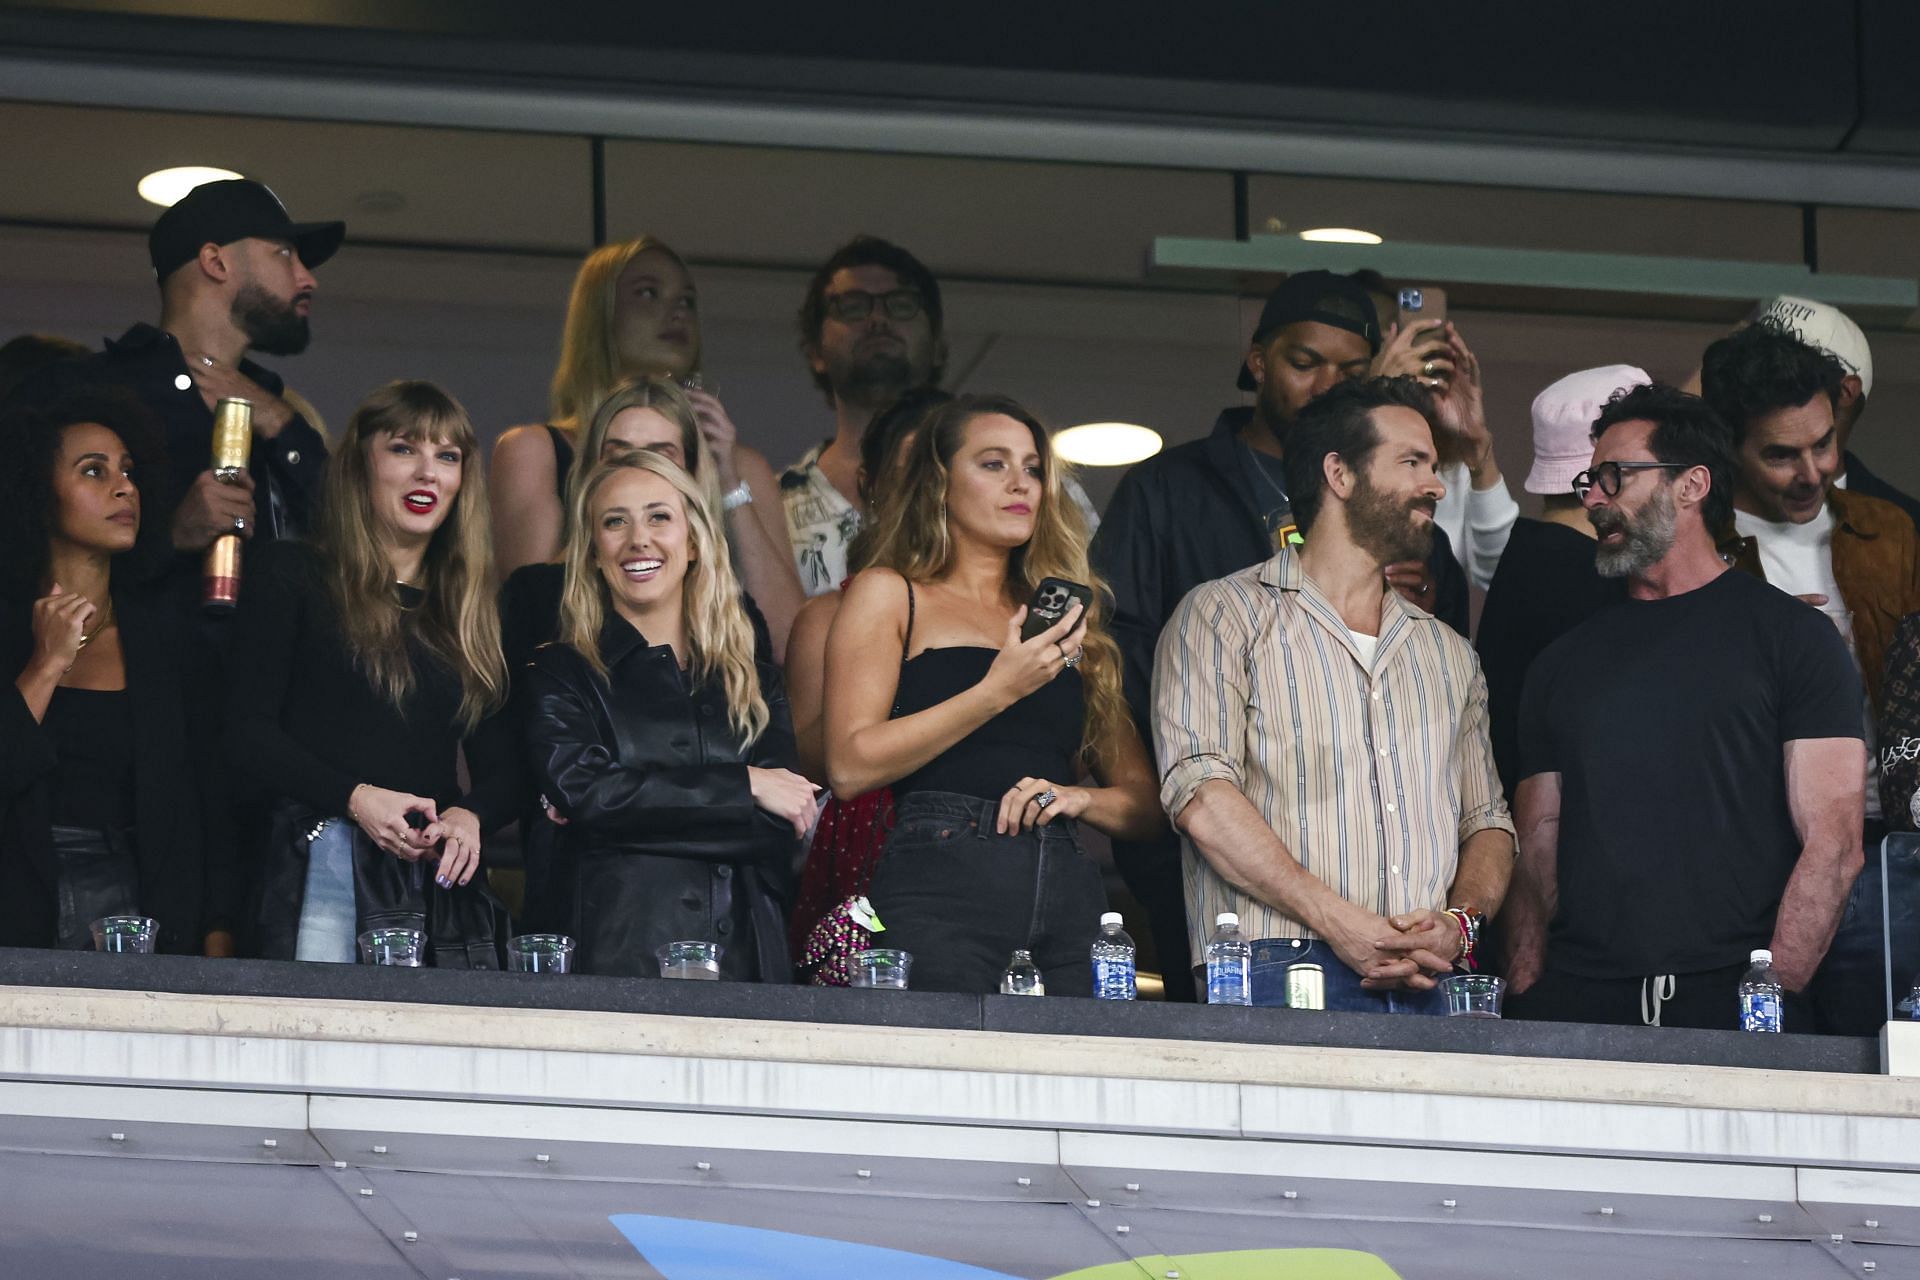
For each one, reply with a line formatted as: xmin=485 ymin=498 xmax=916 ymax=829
xmin=0 ymin=1 xmax=1863 ymax=153
xmin=1846 ymin=0 xmax=1920 ymax=155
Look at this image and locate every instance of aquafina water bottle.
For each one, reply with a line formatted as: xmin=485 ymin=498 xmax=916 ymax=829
xmin=1205 ymin=912 xmax=1251 ymax=1006
xmin=1091 ymin=911 xmax=1137 ymax=1000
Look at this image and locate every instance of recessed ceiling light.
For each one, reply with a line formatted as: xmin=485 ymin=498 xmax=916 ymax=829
xmin=1299 ymin=227 xmax=1384 ymax=245
xmin=1054 ymin=423 xmax=1163 ymax=467
xmin=138 ymin=166 xmax=244 ymax=208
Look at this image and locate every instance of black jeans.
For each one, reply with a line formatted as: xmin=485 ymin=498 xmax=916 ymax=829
xmin=1506 ymin=960 xmax=1814 ymax=1032
xmin=867 ymin=791 xmax=1107 ymax=996
xmin=50 ymin=824 xmax=140 ymax=951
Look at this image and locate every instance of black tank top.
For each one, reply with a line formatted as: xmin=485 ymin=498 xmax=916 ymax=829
xmin=45 ymin=686 xmax=136 ymax=828
xmin=890 ymin=582 xmax=1084 ymax=800
xmin=546 ymin=425 xmax=574 ymax=506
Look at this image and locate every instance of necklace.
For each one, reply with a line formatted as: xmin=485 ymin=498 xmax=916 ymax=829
xmin=73 ymin=600 xmax=116 ymax=653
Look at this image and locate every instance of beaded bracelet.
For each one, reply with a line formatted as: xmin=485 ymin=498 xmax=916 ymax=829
xmin=1445 ymin=907 xmax=1479 ymax=972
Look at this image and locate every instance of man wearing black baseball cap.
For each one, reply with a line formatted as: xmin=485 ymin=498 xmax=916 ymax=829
xmin=1089 ymin=270 xmax=1470 ymax=1001
xmin=13 ymin=178 xmax=345 ymax=576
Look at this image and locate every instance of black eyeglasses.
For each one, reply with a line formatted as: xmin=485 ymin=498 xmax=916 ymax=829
xmin=1571 ymin=460 xmax=1690 ymax=500
xmin=825 ymin=289 xmax=925 ymax=323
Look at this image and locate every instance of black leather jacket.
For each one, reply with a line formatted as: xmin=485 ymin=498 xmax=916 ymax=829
xmin=522 ymin=616 xmax=799 ymax=982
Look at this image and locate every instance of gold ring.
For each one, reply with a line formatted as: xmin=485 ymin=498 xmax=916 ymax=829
xmin=1421 ymin=360 xmax=1436 ymax=377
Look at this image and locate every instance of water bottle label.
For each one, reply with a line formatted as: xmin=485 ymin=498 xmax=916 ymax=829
xmin=1094 ymin=958 xmax=1136 ymax=999
xmin=1740 ymin=991 xmax=1782 ymax=1033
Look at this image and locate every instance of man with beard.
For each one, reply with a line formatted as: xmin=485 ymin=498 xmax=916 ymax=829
xmin=1503 ymin=384 xmax=1864 ymax=1030
xmin=1093 ymin=271 xmax=1472 ymax=1001
xmin=1702 ymin=322 xmax=1920 ymax=1034
xmin=782 ymin=236 xmax=947 ymax=595
xmin=1153 ymin=377 xmax=1514 ymax=1013
xmin=11 ymin=179 xmax=342 ymax=583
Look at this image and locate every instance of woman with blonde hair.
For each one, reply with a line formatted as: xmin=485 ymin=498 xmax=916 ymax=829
xmin=490 ymin=238 xmax=799 ymax=645
xmin=523 ymin=451 xmax=815 ymax=980
xmin=230 ymin=380 xmax=516 ymax=965
xmin=824 ymin=394 xmax=1163 ymax=995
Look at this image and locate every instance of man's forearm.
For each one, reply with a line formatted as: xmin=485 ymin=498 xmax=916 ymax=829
xmin=1769 ymin=832 xmax=1862 ymax=990
xmin=1448 ymin=826 xmax=1515 ymax=919
xmin=1176 ymin=779 xmax=1353 ymax=936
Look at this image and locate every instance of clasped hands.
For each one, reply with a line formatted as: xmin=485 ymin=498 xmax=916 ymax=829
xmin=1327 ymin=904 xmax=1463 ymax=991
xmin=347 ymin=783 xmax=480 ymax=888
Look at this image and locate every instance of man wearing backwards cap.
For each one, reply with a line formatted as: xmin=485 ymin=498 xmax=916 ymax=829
xmin=1751 ymin=295 xmax=1920 ymax=529
xmin=1474 ymin=366 xmax=1644 ymax=799
xmin=1091 ymin=270 xmax=1471 ymax=1000
xmin=16 ymin=179 xmax=344 ymax=575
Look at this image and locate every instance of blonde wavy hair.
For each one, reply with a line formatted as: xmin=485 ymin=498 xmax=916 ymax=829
xmin=859 ymin=394 xmax=1130 ymax=772
xmin=558 ymin=450 xmax=768 ymax=743
xmin=566 ymin=376 xmax=723 ymax=544
xmin=549 ymin=237 xmax=700 ymax=429
xmin=315 ymin=380 xmax=507 ymax=732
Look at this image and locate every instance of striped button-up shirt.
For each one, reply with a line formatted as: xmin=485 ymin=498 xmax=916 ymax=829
xmin=1152 ymin=546 xmax=1514 ymax=958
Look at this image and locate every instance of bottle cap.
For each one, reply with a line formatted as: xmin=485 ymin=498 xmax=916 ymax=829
xmin=1100 ymin=912 xmax=1123 ymax=927
xmin=1750 ymin=948 xmax=1773 ymax=964
xmin=1216 ymin=912 xmax=1239 ymax=928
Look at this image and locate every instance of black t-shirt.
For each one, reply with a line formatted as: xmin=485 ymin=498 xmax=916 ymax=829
xmin=1475 ymin=519 xmax=1625 ymax=799
xmin=1517 ymin=568 xmax=1862 ymax=978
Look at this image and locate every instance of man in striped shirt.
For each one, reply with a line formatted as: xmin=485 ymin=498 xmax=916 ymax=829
xmin=1153 ymin=377 xmax=1516 ymax=1012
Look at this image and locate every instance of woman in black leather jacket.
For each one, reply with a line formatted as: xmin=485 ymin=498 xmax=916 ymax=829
xmin=523 ymin=451 xmax=816 ymax=980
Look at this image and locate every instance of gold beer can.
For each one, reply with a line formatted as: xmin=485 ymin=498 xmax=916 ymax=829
xmin=211 ymin=396 xmax=253 ymax=480
xmin=1285 ymin=963 xmax=1326 ymax=1011
xmin=203 ymin=533 xmax=243 ymax=610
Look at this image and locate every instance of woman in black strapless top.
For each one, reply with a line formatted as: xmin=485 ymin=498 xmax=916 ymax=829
xmin=824 ymin=395 xmax=1164 ymax=995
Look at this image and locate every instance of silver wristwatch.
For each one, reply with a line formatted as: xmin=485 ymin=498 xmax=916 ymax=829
xmin=721 ymin=480 xmax=753 ymax=512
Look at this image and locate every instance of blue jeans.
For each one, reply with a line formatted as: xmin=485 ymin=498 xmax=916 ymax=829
xmin=294 ymin=818 xmax=357 ymax=963
xmin=1248 ymin=938 xmax=1448 ymax=1016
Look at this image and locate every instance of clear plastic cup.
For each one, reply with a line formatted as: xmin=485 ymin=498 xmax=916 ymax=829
xmin=656 ymin=940 xmax=722 ymax=980
xmin=849 ymin=948 xmax=912 ymax=990
xmin=358 ymin=927 xmax=426 ymax=967
xmin=507 ymin=934 xmax=576 ymax=974
xmin=91 ymin=915 xmax=156 ymax=955
xmin=1442 ymin=973 xmax=1505 ymax=1018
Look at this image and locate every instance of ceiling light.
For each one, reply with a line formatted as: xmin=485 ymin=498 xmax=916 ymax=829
xmin=1299 ymin=227 xmax=1384 ymax=245
xmin=137 ymin=166 xmax=244 ymax=208
xmin=1054 ymin=423 xmax=1163 ymax=467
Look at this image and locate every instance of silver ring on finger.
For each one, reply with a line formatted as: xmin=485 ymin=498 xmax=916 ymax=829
xmin=1421 ymin=359 xmax=1437 ymax=378
xmin=1035 ymin=788 xmax=1057 ymax=810
xmin=233 ymin=516 xmax=247 ymax=533
xmin=1063 ymin=648 xmax=1082 ymax=668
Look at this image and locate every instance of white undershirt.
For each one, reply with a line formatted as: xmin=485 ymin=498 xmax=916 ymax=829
xmin=1347 ymin=629 xmax=1378 ymax=670
xmin=1732 ymin=504 xmax=1880 ymax=820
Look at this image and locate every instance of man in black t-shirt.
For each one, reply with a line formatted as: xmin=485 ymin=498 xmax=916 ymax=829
xmin=1503 ymin=384 xmax=1864 ymax=1031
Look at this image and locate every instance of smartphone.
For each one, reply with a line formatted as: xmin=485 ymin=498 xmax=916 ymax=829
xmin=1020 ymin=577 xmax=1093 ymax=641
xmin=1396 ymin=285 xmax=1448 ymax=329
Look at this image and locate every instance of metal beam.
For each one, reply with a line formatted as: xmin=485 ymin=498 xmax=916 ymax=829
xmin=10 ymin=52 xmax=1920 ymax=211
xmin=1151 ymin=235 xmax=1920 ymax=311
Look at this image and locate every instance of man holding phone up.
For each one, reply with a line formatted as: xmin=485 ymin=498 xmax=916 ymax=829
xmin=1153 ymin=377 xmax=1515 ymax=1012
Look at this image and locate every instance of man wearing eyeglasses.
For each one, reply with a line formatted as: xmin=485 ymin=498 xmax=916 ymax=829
xmin=783 ymin=236 xmax=947 ymax=594
xmin=1701 ymin=321 xmax=1920 ymax=1034
xmin=1503 ymin=383 xmax=1864 ymax=1031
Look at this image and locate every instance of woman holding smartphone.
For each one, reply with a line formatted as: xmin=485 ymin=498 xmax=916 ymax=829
xmin=523 ymin=451 xmax=814 ymax=980
xmin=824 ymin=394 xmax=1163 ymax=995
xmin=230 ymin=381 xmax=515 ymax=964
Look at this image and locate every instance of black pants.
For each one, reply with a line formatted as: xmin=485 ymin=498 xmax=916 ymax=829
xmin=867 ymin=791 xmax=1107 ymax=996
xmin=1507 ymin=960 xmax=1814 ymax=1032
xmin=1111 ymin=829 xmax=1196 ymax=1003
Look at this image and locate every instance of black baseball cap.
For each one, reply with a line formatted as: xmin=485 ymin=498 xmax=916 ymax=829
xmin=1236 ymin=270 xmax=1382 ymax=390
xmin=148 ymin=179 xmax=346 ymax=281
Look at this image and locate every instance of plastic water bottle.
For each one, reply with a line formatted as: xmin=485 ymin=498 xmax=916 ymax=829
xmin=1205 ymin=912 xmax=1251 ymax=1006
xmin=1737 ymin=948 xmax=1783 ymax=1033
xmin=1091 ymin=911 xmax=1137 ymax=1001
xmin=1000 ymin=949 xmax=1045 ymax=996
